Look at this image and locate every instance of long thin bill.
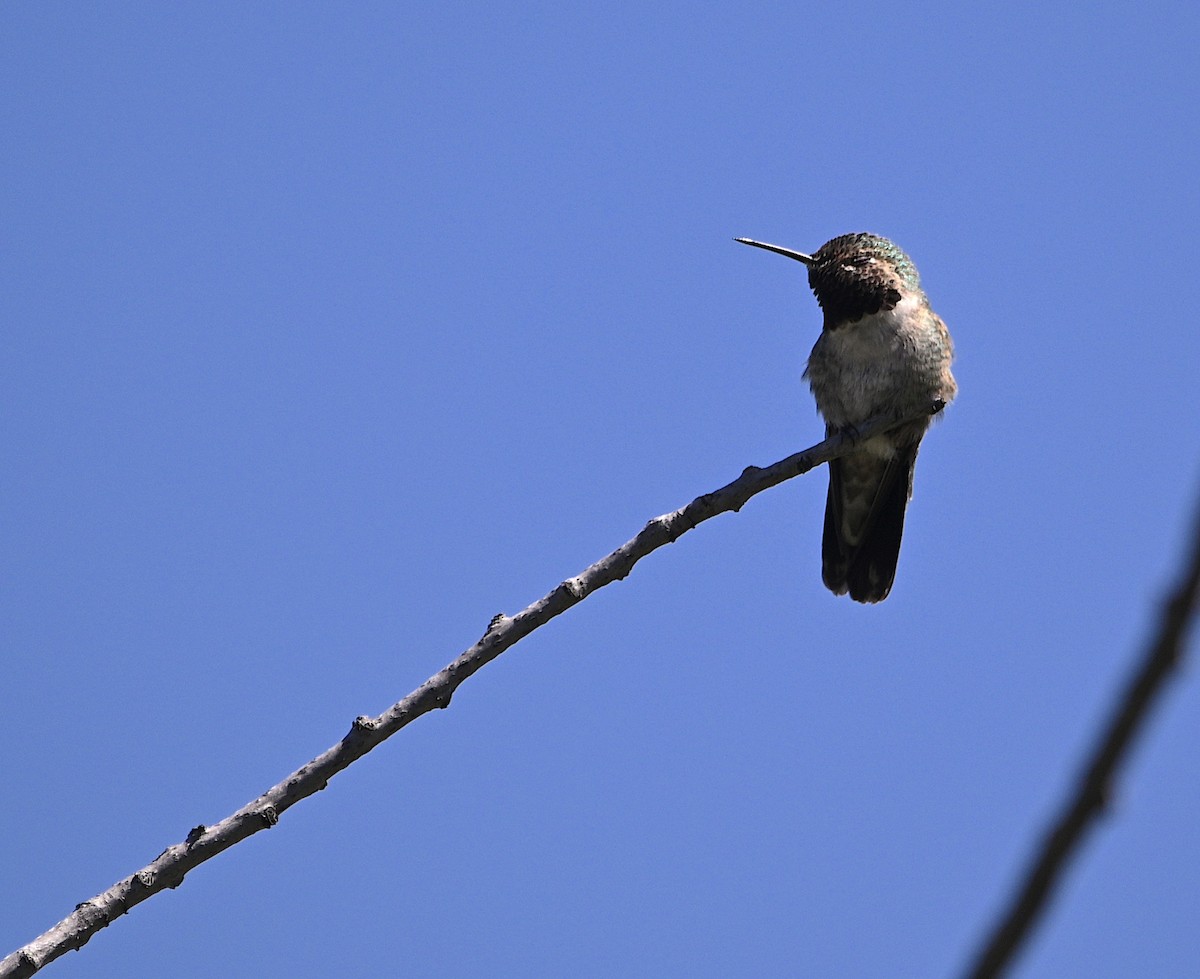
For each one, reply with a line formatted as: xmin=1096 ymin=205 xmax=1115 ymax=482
xmin=733 ymin=237 xmax=815 ymax=265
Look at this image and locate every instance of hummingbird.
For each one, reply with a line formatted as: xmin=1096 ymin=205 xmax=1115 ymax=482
xmin=736 ymin=233 xmax=957 ymax=603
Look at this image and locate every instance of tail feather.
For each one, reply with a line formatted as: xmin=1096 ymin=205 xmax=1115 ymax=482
xmin=821 ymin=444 xmax=919 ymax=603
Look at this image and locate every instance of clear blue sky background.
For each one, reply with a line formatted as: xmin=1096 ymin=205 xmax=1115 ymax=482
xmin=4 ymin=4 xmax=1199 ymax=977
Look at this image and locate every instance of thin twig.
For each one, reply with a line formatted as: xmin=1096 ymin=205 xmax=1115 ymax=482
xmin=0 ymin=401 xmax=946 ymax=978
xmin=962 ymin=480 xmax=1200 ymax=979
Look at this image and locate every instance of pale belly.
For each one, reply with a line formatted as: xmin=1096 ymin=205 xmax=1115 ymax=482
xmin=804 ymin=294 xmax=953 ymax=430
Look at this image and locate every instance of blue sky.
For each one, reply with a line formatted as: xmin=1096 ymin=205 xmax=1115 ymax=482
xmin=4 ymin=3 xmax=1199 ymax=977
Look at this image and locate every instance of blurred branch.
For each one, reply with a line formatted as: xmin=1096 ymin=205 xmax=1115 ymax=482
xmin=0 ymin=400 xmax=947 ymax=978
xmin=962 ymin=481 xmax=1200 ymax=979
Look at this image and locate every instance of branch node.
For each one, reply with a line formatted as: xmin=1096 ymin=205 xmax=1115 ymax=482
xmin=352 ymin=715 xmax=378 ymax=733
xmin=480 ymin=612 xmax=510 ymax=644
xmin=185 ymin=826 xmax=206 ymax=846
xmin=260 ymin=806 xmax=280 ymax=828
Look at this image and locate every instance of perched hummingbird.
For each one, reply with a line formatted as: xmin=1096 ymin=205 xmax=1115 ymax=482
xmin=736 ymin=233 xmax=957 ymax=603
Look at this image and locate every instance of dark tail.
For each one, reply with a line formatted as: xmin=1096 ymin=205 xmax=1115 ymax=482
xmin=821 ymin=445 xmax=918 ymax=603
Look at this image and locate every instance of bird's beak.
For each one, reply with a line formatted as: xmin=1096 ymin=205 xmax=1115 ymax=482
xmin=734 ymin=237 xmax=815 ymax=266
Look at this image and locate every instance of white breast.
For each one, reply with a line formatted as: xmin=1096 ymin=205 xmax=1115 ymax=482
xmin=805 ymin=293 xmax=931 ymax=430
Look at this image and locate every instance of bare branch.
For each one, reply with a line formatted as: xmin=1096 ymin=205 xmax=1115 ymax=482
xmin=962 ymin=481 xmax=1200 ymax=979
xmin=0 ymin=401 xmax=946 ymax=978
